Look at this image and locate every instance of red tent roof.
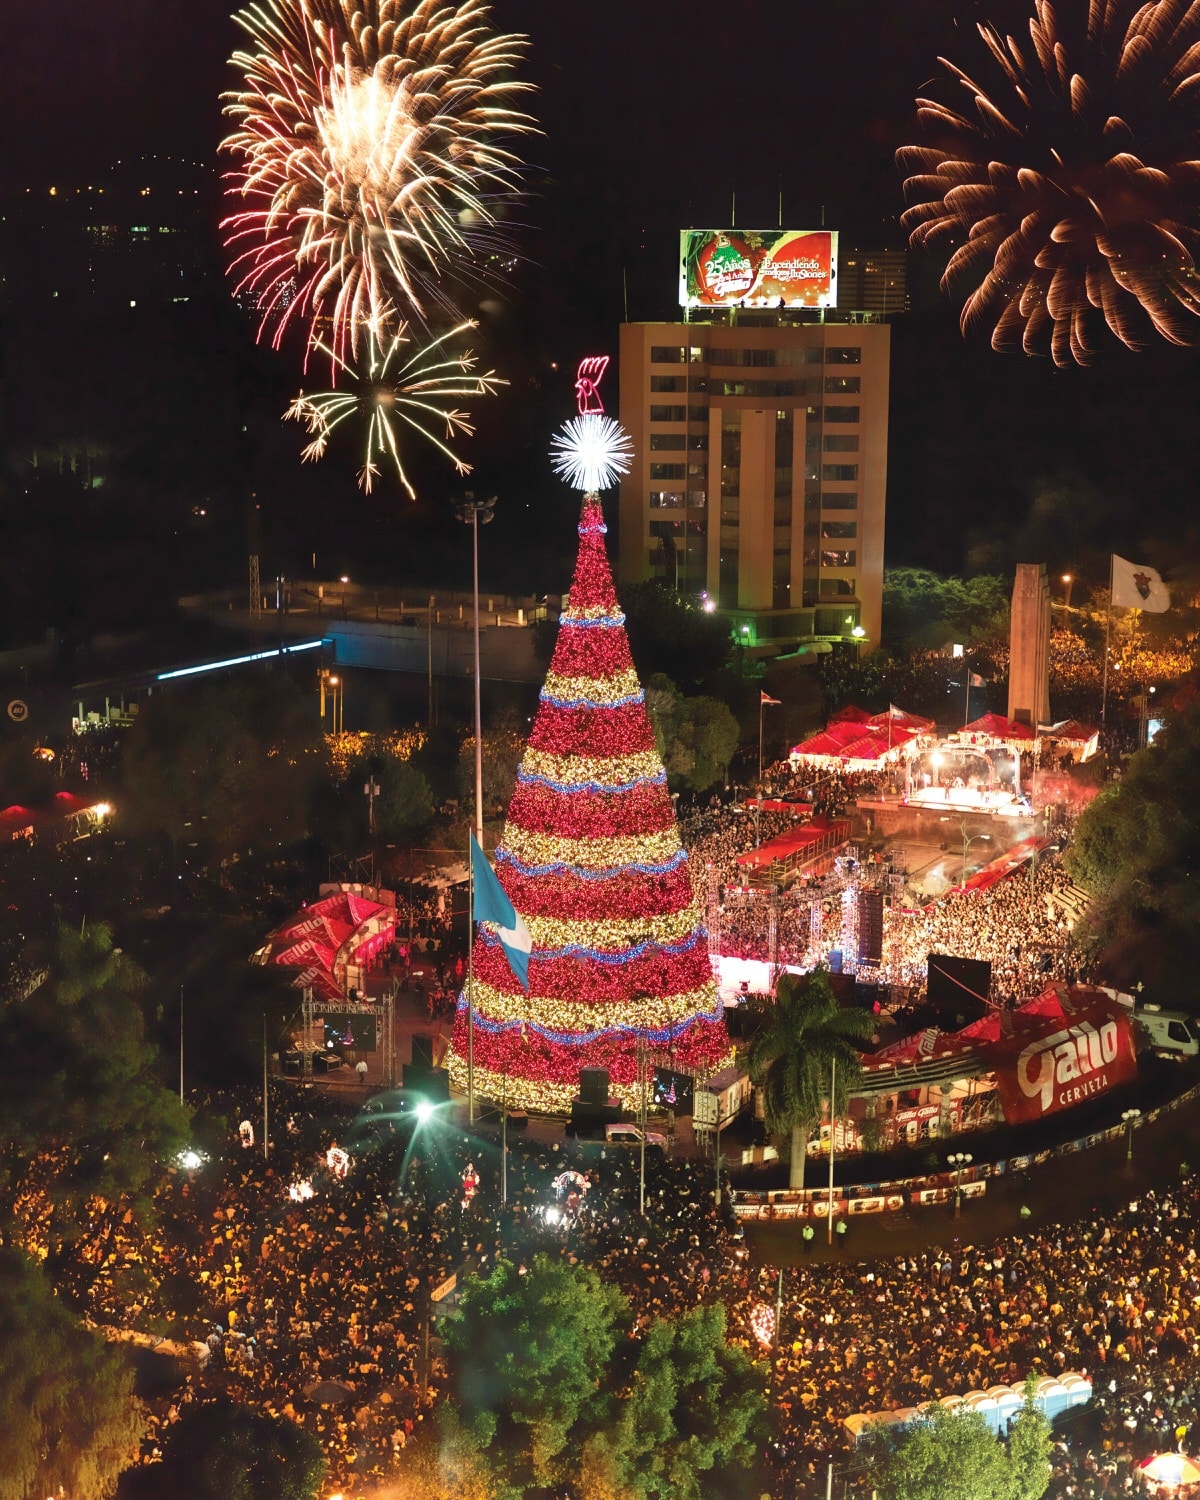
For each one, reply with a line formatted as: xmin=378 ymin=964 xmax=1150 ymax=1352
xmin=791 ymin=720 xmax=920 ymax=763
xmin=829 ymin=704 xmax=873 ymax=723
xmin=735 ymin=817 xmax=850 ymax=871
xmin=866 ymin=707 xmax=936 ymax=733
xmin=1041 ymin=719 xmax=1098 ymax=743
xmin=961 ymin=713 xmax=1036 ymax=741
xmin=266 ymin=890 xmax=394 ymax=999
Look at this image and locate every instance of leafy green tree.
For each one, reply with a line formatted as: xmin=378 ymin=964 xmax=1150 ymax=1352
xmin=746 ymin=970 xmax=873 ymax=1189
xmin=457 ymin=717 xmax=526 ymax=823
xmin=0 ymin=921 xmax=189 ymax=1297
xmin=882 ymin=568 xmax=1008 ymax=650
xmin=0 ymin=1247 xmax=146 ymax=1500
xmin=150 ymin=1399 xmax=325 ymax=1500
xmin=1007 ymin=1379 xmax=1053 ymax=1500
xmin=1065 ymin=699 xmax=1200 ymax=998
xmin=377 ymin=758 xmax=434 ymax=838
xmin=441 ymin=1254 xmax=627 ymax=1497
xmin=865 ymin=1405 xmax=1015 ymax=1500
xmin=621 ymin=582 xmax=732 ymax=688
xmin=120 ymin=673 xmax=325 ymax=861
xmin=604 ymin=1304 xmax=768 ymax=1500
xmin=864 ymin=1389 xmax=1051 ymax=1500
xmin=645 ymin=675 xmax=739 ymax=793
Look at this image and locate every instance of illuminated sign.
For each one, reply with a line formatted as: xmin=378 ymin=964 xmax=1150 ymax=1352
xmin=574 ymin=355 xmax=609 ymax=414
xmin=679 ymin=229 xmax=838 ymax=310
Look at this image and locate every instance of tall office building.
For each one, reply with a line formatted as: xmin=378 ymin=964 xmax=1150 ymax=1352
xmin=618 ymin=240 xmax=897 ymax=652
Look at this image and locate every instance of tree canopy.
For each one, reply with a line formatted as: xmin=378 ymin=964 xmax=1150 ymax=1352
xmin=870 ymin=1392 xmax=1044 ymax=1500
xmin=1065 ymin=698 xmax=1200 ymax=999
xmin=0 ymin=1247 xmax=145 ymax=1500
xmin=442 ymin=1254 xmax=626 ymax=1497
xmin=440 ymin=1255 xmax=769 ymax=1500
xmin=882 ymin=568 xmax=1008 ymax=649
xmin=120 ymin=672 xmax=326 ymax=861
xmin=619 ymin=582 xmax=733 ymax=689
xmin=150 ymin=1398 xmax=325 ymax=1500
xmin=602 ymin=1304 xmax=767 ymax=1499
xmin=645 ymin=675 xmax=739 ymax=793
xmin=746 ymin=969 xmax=873 ymax=1189
xmin=0 ymin=921 xmax=188 ymax=1296
xmin=864 ymin=1384 xmax=1051 ymax=1500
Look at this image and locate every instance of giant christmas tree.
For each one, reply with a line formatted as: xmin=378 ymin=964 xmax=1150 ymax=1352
xmin=446 ymin=485 xmax=729 ymax=1113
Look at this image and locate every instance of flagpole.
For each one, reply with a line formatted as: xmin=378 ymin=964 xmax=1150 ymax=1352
xmin=964 ymin=672 xmax=970 ymax=729
xmin=1102 ymin=553 xmax=1113 ymax=725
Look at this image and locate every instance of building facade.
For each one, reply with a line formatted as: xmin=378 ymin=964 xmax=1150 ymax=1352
xmin=618 ymin=316 xmax=891 ymax=651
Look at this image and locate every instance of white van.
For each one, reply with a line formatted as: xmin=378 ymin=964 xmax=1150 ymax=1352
xmin=1136 ymin=1007 xmax=1200 ymax=1058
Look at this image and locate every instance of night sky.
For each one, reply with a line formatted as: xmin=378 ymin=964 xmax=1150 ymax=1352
xmin=3 ymin=0 xmax=1200 ymax=601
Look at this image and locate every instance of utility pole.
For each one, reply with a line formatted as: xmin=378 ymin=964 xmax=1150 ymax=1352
xmin=262 ymin=1015 xmax=270 ymax=1162
xmin=456 ymin=494 xmax=497 ymax=1128
xmin=179 ymin=987 xmax=184 ymax=1105
xmin=364 ymin=776 xmax=380 ymax=836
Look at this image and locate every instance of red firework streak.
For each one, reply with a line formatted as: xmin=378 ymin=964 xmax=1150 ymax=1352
xmin=445 ymin=495 xmax=729 ymax=1112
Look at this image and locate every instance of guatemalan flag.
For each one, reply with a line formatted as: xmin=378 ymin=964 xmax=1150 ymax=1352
xmin=470 ymin=833 xmax=532 ymax=991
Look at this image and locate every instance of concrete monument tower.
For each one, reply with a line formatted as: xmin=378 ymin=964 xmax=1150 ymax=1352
xmin=1008 ymin=563 xmax=1051 ymax=727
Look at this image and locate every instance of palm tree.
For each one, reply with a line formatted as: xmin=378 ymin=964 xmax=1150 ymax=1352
xmin=747 ymin=969 xmax=873 ymax=1190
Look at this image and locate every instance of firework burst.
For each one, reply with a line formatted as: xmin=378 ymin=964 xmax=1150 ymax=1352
xmin=221 ymin=0 xmax=535 ymax=366
xmin=285 ymin=321 xmax=504 ymax=494
xmin=899 ymin=0 xmax=1200 ymax=366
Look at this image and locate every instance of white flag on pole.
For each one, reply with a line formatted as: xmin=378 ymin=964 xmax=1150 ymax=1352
xmin=1111 ymin=555 xmax=1170 ymax=613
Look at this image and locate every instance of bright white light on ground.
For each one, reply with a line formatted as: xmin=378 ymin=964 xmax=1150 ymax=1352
xmin=550 ymin=413 xmax=633 ymax=492
xmin=415 ymin=1100 xmax=435 ymax=1123
xmin=289 ymin=1179 xmax=315 ymax=1202
xmin=176 ymin=1149 xmax=207 ymax=1171
xmin=750 ymin=1302 xmax=776 ymax=1347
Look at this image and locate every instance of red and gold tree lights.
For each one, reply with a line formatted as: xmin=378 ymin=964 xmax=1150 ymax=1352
xmin=445 ymin=363 xmax=729 ymax=1111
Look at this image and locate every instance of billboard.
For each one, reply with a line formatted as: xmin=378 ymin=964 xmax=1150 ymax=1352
xmin=679 ymin=229 xmax=837 ymax=310
xmin=991 ymin=1001 xmax=1137 ymax=1125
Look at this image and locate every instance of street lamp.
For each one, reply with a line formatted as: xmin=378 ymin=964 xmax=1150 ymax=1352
xmin=959 ymin=822 xmax=992 ymax=883
xmin=455 ymin=492 xmax=497 ymax=1126
xmin=1061 ymin=573 xmax=1074 ymax=608
xmin=1122 ymin=1107 xmax=1142 ymax=1162
xmin=948 ymin=1151 xmax=973 ymax=1217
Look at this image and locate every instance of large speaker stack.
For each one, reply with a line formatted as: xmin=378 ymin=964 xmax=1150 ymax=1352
xmin=578 ymin=1067 xmax=610 ymax=1106
xmin=403 ymin=1035 xmax=450 ymax=1102
xmin=568 ymin=1067 xmax=623 ymax=1138
xmin=856 ymin=890 xmax=884 ymax=965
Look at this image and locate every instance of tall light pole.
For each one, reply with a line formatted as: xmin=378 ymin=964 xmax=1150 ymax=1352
xmin=959 ymin=821 xmax=992 ymax=885
xmin=1062 ymin=573 xmax=1074 ymax=609
xmin=1122 ymin=1107 xmax=1142 ymax=1162
xmin=948 ymin=1151 xmax=973 ymax=1218
xmin=456 ymin=494 xmax=497 ymax=1125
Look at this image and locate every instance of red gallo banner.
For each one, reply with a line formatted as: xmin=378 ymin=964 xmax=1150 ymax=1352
xmin=992 ymin=1002 xmax=1137 ymax=1124
xmin=679 ymin=229 xmax=838 ymax=310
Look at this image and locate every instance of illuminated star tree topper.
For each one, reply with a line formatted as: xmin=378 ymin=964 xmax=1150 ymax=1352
xmin=549 ymin=355 xmax=633 ymax=493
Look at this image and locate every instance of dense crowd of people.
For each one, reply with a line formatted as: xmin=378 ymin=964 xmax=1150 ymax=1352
xmin=747 ymin=1178 xmax=1200 ymax=1496
xmin=71 ymin=1072 xmax=1200 ymax=1497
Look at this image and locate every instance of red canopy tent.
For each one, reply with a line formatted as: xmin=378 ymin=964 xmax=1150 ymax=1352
xmin=735 ymin=816 xmax=850 ymax=877
xmin=264 ymin=890 xmax=395 ymax=999
xmin=867 ymin=707 xmax=936 ymax=733
xmin=960 ymin=713 xmax=1037 ymax=742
